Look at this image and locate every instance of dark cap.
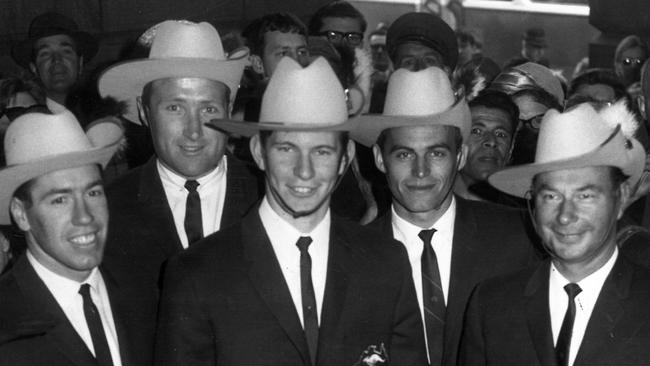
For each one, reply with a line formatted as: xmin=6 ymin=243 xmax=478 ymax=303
xmin=12 ymin=12 xmax=98 ymax=68
xmin=387 ymin=12 xmax=458 ymax=70
xmin=523 ymin=27 xmax=547 ymax=48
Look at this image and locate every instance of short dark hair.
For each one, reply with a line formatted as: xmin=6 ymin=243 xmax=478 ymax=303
xmin=140 ymin=78 xmax=231 ymax=110
xmin=568 ymin=68 xmax=627 ymax=101
xmin=242 ymin=13 xmax=308 ymax=57
xmin=469 ymin=90 xmax=520 ymax=132
xmin=308 ymin=1 xmax=367 ymax=35
xmin=376 ymin=125 xmax=463 ymax=151
xmin=258 ymin=130 xmax=350 ymax=149
xmin=532 ymin=166 xmax=629 ymax=194
xmin=12 ymin=178 xmax=37 ymax=209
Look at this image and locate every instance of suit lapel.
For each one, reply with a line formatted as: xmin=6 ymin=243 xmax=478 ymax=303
xmin=523 ymin=261 xmax=557 ymax=366
xmin=102 ymin=267 xmax=135 ymax=366
xmin=242 ymin=212 xmax=311 ymax=365
xmin=13 ymin=256 xmax=97 ymax=366
xmin=137 ymin=157 xmax=183 ymax=253
xmin=220 ymin=154 xmax=259 ymax=229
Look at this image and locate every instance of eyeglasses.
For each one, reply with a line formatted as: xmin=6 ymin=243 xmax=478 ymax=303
xmin=319 ymin=30 xmax=363 ymax=46
xmin=3 ymin=104 xmax=49 ymax=121
xmin=622 ymin=57 xmax=644 ymax=66
xmin=520 ymin=114 xmax=544 ymax=130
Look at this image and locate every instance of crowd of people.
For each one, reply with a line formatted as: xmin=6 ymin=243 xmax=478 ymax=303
xmin=0 ymin=1 xmax=649 ymax=366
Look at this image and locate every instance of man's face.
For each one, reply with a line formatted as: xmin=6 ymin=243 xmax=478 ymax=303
xmin=11 ymin=165 xmax=108 ymax=282
xmin=140 ymin=77 xmax=229 ymax=179
xmin=251 ymin=131 xmax=353 ymax=221
xmin=462 ymin=106 xmax=515 ymax=183
xmin=29 ymin=34 xmax=82 ymax=96
xmin=523 ymin=41 xmax=545 ymax=63
xmin=262 ymin=31 xmax=309 ymax=77
xmin=374 ymin=125 xmax=466 ymax=218
xmin=318 ymin=16 xmax=364 ymax=49
xmin=533 ymin=166 xmax=627 ymax=273
xmin=458 ymin=39 xmax=479 ymax=66
xmin=393 ymin=41 xmax=446 ymax=72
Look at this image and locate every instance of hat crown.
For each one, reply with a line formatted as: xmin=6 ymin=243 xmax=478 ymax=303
xmin=4 ymin=112 xmax=94 ymax=165
xmin=383 ymin=67 xmax=456 ymax=116
xmin=29 ymin=12 xmax=80 ymax=37
xmin=149 ymin=21 xmax=226 ymax=61
xmin=260 ymin=57 xmax=348 ymax=126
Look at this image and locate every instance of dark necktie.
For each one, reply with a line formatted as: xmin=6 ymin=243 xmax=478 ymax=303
xmin=419 ymin=229 xmax=445 ymax=366
xmin=296 ymin=236 xmax=319 ymax=366
xmin=79 ymin=284 xmax=114 ymax=366
xmin=184 ymin=180 xmax=203 ymax=245
xmin=556 ymin=283 xmax=582 ymax=366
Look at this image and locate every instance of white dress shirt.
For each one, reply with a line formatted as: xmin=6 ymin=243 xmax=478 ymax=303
xmin=258 ymin=196 xmax=330 ymax=327
xmin=391 ymin=197 xmax=456 ymax=361
xmin=27 ymin=251 xmax=123 ymax=366
xmin=158 ymin=156 xmax=228 ymax=248
xmin=549 ymin=248 xmax=618 ymax=366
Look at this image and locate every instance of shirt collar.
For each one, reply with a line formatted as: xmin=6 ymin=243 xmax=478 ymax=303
xmin=157 ymin=155 xmax=227 ymax=191
xmin=550 ymin=247 xmax=619 ymax=291
xmin=392 ymin=196 xmax=456 ymax=240
xmin=27 ymin=250 xmax=101 ymax=293
xmin=258 ymin=195 xmax=331 ymax=240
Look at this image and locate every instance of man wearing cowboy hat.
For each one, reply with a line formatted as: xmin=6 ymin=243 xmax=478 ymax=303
xmin=12 ymin=12 xmax=97 ymax=109
xmin=0 ymin=112 xmax=157 ymax=366
xmin=351 ymin=66 xmax=539 ymax=366
xmin=460 ymin=103 xmax=650 ymax=366
xmin=97 ymin=20 xmax=261 ymax=285
xmin=155 ymin=57 xmax=427 ymax=366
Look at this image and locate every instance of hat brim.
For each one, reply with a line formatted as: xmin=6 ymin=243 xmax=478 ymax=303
xmin=206 ymin=118 xmax=358 ymax=138
xmin=12 ymin=31 xmax=98 ymax=68
xmin=488 ymin=137 xmax=646 ymax=198
xmin=349 ymin=97 xmax=470 ymax=147
xmin=0 ymin=140 xmax=120 ymax=225
xmin=98 ymin=55 xmax=247 ymax=124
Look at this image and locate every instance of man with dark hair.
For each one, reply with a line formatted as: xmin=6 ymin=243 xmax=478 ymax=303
xmin=568 ymin=68 xmax=627 ymax=105
xmin=455 ymin=90 xmax=519 ymax=202
xmin=352 ymin=66 xmax=539 ymax=366
xmin=156 ymin=56 xmax=427 ymax=366
xmin=461 ymin=103 xmax=650 ymax=366
xmin=0 ymin=112 xmax=157 ymax=366
xmin=309 ymin=0 xmax=367 ymax=50
xmin=97 ymin=21 xmax=261 ymax=286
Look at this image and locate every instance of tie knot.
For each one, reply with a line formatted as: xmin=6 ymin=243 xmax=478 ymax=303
xmin=79 ymin=283 xmax=91 ymax=298
xmin=185 ymin=180 xmax=200 ymax=192
xmin=564 ymin=283 xmax=582 ymax=299
xmin=418 ymin=229 xmax=436 ymax=245
xmin=296 ymin=236 xmax=313 ymax=252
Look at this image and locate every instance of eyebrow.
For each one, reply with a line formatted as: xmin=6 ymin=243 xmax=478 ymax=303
xmin=37 ymin=179 xmax=104 ymax=200
xmin=388 ymin=143 xmax=450 ymax=154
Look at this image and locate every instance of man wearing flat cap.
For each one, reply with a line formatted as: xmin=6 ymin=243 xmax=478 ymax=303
xmin=155 ymin=57 xmax=427 ymax=366
xmin=352 ymin=66 xmax=539 ymax=366
xmin=460 ymin=103 xmax=650 ymax=366
xmin=12 ymin=12 xmax=97 ymax=111
xmin=0 ymin=112 xmax=157 ymax=366
xmin=98 ymin=20 xmax=261 ymax=285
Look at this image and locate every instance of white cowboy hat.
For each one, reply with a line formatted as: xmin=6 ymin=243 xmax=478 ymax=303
xmin=350 ymin=66 xmax=471 ymax=147
xmin=0 ymin=111 xmax=123 ymax=225
xmin=207 ymin=56 xmax=356 ymax=136
xmin=98 ymin=20 xmax=249 ymax=124
xmin=489 ymin=103 xmax=646 ymax=198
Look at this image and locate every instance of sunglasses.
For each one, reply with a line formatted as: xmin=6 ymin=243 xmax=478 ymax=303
xmin=319 ymin=30 xmax=363 ymax=46
xmin=622 ymin=57 xmax=644 ymax=66
xmin=3 ymin=104 xmax=49 ymax=121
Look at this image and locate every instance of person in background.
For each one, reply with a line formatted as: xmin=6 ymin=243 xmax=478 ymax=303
xmin=614 ymin=35 xmax=648 ymax=90
xmin=309 ymin=0 xmax=367 ymax=51
xmin=504 ymin=27 xmax=550 ymax=68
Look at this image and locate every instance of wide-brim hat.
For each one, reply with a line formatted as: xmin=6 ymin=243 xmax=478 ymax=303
xmin=207 ymin=56 xmax=356 ymax=137
xmin=98 ymin=20 xmax=249 ymax=124
xmin=12 ymin=12 xmax=98 ymax=68
xmin=386 ymin=12 xmax=458 ymax=70
xmin=0 ymin=111 xmax=123 ymax=225
xmin=490 ymin=62 xmax=565 ymax=104
xmin=350 ymin=66 xmax=470 ymax=147
xmin=489 ymin=103 xmax=646 ymax=198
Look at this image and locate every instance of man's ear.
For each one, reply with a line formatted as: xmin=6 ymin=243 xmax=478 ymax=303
xmin=637 ymin=94 xmax=646 ymax=120
xmin=250 ymin=55 xmax=265 ymax=75
xmin=372 ymin=144 xmax=387 ymax=174
xmin=136 ymin=96 xmax=150 ymax=127
xmin=250 ymin=134 xmax=266 ymax=171
xmin=10 ymin=198 xmax=30 ymax=232
xmin=617 ymin=181 xmax=632 ymax=219
xmin=338 ymin=139 xmax=356 ymax=175
xmin=457 ymin=143 xmax=468 ymax=171
xmin=29 ymin=62 xmax=38 ymax=76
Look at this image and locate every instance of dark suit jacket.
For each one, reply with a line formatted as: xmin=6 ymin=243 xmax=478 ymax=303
xmin=0 ymin=255 xmax=157 ymax=366
xmin=371 ymin=197 xmax=541 ymax=365
xmin=103 ymin=155 xmax=262 ymax=284
xmin=155 ymin=210 xmax=428 ymax=366
xmin=460 ymin=255 xmax=650 ymax=366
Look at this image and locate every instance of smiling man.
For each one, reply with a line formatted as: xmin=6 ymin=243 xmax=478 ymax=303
xmin=98 ymin=20 xmax=261 ymax=285
xmin=0 ymin=112 xmax=157 ymax=366
xmin=155 ymin=57 xmax=427 ymax=366
xmin=352 ymin=66 xmax=539 ymax=366
xmin=460 ymin=103 xmax=650 ymax=366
